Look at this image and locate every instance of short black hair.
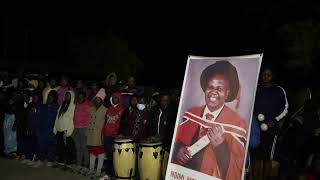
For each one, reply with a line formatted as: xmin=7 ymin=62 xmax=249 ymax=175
xmin=200 ymin=60 xmax=240 ymax=102
xmin=48 ymin=90 xmax=58 ymax=103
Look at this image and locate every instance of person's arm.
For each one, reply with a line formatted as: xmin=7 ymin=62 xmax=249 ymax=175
xmin=274 ymin=86 xmax=289 ymax=121
xmin=119 ymin=108 xmax=129 ymax=135
xmin=146 ymin=108 xmax=156 ymax=137
xmin=65 ymin=106 xmax=75 ymax=137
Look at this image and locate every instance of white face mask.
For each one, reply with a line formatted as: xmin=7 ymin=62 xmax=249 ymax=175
xmin=137 ymin=104 xmax=146 ymax=111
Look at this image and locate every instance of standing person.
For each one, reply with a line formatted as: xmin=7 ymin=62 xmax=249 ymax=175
xmin=53 ymin=90 xmax=76 ymax=167
xmin=121 ymin=96 xmax=148 ymax=141
xmin=3 ymin=98 xmax=17 ymax=158
xmin=120 ymin=95 xmax=138 ymax=135
xmin=86 ymin=88 xmax=107 ymax=178
xmin=102 ymin=92 xmax=125 ymax=175
xmin=72 ymin=91 xmax=91 ymax=173
xmin=33 ymin=90 xmax=59 ymax=168
xmin=147 ymin=93 xmax=177 ymax=149
xmin=22 ymin=91 xmax=42 ymax=165
xmin=42 ymin=76 xmax=60 ymax=104
xmin=13 ymin=89 xmax=31 ymax=161
xmin=171 ymin=61 xmax=248 ymax=180
xmin=252 ymin=67 xmax=288 ymax=180
xmin=0 ymin=89 xmax=6 ymax=154
xmin=57 ymin=76 xmax=73 ymax=105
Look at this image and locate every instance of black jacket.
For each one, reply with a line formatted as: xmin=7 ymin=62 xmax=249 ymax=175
xmin=146 ymin=105 xmax=177 ymax=149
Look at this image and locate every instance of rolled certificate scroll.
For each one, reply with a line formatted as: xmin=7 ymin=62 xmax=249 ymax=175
xmin=187 ymin=135 xmax=210 ymax=157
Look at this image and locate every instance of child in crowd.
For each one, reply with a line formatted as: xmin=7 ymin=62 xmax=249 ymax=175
xmin=120 ymin=95 xmax=138 ymax=135
xmin=54 ymin=90 xmax=75 ymax=167
xmin=33 ymin=90 xmax=60 ymax=167
xmin=86 ymin=88 xmax=107 ymax=178
xmin=102 ymin=92 xmax=125 ymax=175
xmin=3 ymin=97 xmax=17 ymax=158
xmin=73 ymin=91 xmax=91 ymax=173
xmin=14 ymin=89 xmax=31 ymax=161
xmin=21 ymin=91 xmax=42 ymax=165
xmin=122 ymin=96 xmax=148 ymax=141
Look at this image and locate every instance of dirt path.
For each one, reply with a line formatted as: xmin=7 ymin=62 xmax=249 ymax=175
xmin=0 ymin=158 xmax=90 ymax=180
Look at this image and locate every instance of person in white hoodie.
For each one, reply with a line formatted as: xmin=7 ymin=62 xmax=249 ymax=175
xmin=53 ymin=90 xmax=75 ymax=167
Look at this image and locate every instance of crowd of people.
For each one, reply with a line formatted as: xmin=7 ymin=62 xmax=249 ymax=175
xmin=0 ymin=72 xmax=179 ymax=179
xmin=0 ymin=67 xmax=319 ymax=180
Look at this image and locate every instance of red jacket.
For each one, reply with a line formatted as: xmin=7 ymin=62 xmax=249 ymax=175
xmin=126 ymin=109 xmax=148 ymax=141
xmin=103 ymin=92 xmax=124 ymax=137
xmin=74 ymin=100 xmax=91 ymax=128
xmin=173 ymin=105 xmax=248 ymax=180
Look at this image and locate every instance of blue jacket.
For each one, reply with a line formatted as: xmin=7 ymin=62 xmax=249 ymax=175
xmin=36 ymin=103 xmax=59 ymax=138
xmin=246 ymin=117 xmax=260 ymax=167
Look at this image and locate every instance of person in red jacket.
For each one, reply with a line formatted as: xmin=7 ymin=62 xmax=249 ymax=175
xmin=102 ymin=92 xmax=125 ymax=174
xmin=124 ymin=96 xmax=148 ymax=141
xmin=172 ymin=61 xmax=248 ymax=180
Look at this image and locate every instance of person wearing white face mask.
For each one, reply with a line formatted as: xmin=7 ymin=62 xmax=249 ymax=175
xmin=121 ymin=96 xmax=149 ymax=141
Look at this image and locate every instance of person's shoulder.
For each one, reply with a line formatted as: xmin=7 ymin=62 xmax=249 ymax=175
xmin=274 ymin=85 xmax=286 ymax=93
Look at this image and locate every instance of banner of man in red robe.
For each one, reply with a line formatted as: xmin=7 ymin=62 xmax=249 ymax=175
xmin=166 ymin=55 xmax=262 ymax=180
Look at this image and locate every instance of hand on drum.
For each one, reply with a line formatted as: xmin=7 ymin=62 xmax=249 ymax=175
xmin=176 ymin=146 xmax=192 ymax=165
xmin=207 ymin=125 xmax=224 ymax=148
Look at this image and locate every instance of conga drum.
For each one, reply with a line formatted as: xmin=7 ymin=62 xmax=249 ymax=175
xmin=161 ymin=150 xmax=170 ymax=180
xmin=138 ymin=137 xmax=163 ymax=180
xmin=113 ymin=136 xmax=136 ymax=180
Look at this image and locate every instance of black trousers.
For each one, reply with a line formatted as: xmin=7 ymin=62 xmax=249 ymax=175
xmin=56 ymin=131 xmax=74 ymax=165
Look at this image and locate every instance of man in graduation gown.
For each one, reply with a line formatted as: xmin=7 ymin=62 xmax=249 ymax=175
xmin=172 ymin=61 xmax=248 ymax=180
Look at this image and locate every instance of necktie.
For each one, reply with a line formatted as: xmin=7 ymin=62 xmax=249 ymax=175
xmin=205 ymin=113 xmax=214 ymax=120
xmin=198 ymin=113 xmax=214 ymax=139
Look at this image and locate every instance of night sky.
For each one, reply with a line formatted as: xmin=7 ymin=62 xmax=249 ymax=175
xmin=1 ymin=2 xmax=319 ymax=87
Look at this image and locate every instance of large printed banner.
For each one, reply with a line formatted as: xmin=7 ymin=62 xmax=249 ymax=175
xmin=166 ymin=54 xmax=262 ymax=180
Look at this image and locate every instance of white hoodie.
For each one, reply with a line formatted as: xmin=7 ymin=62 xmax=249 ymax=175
xmin=53 ymin=90 xmax=75 ymax=137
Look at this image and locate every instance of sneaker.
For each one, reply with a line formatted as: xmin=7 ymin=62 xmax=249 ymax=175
xmin=56 ymin=162 xmax=65 ymax=167
xmin=94 ymin=171 xmax=102 ymax=178
xmin=80 ymin=167 xmax=89 ymax=175
xmin=32 ymin=160 xmax=43 ymax=168
xmin=27 ymin=160 xmax=35 ymax=166
xmin=86 ymin=169 xmax=95 ymax=176
xmin=72 ymin=165 xmax=81 ymax=173
xmin=46 ymin=161 xmax=53 ymax=167
xmin=20 ymin=159 xmax=28 ymax=164
xmin=100 ymin=175 xmax=111 ymax=180
xmin=15 ymin=155 xmax=21 ymax=161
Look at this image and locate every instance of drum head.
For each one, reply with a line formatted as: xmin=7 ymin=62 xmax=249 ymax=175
xmin=139 ymin=136 xmax=163 ymax=146
xmin=113 ymin=135 xmax=135 ymax=143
